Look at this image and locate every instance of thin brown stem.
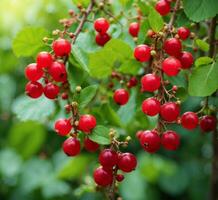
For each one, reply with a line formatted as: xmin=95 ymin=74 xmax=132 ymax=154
xmin=208 ymin=16 xmax=217 ymax=58
xmin=168 ymin=0 xmax=181 ymax=31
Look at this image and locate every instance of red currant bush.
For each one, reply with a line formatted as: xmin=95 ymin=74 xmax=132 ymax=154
xmin=113 ymin=89 xmax=129 ymax=105
xmin=62 ymin=137 xmax=80 ymax=156
xmin=142 ymin=97 xmax=161 ymax=116
xmin=161 ymin=130 xmax=180 ymax=150
xmin=78 ymin=114 xmax=97 ymax=133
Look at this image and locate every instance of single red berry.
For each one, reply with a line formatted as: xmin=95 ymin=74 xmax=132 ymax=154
xmin=172 ymin=85 xmax=178 ymax=91
xmin=147 ymin=29 xmax=155 ymax=38
xmin=134 ymin=44 xmax=151 ymax=62
xmin=200 ymin=115 xmax=217 ymax=132
xmin=43 ymin=83 xmax=59 ymax=99
xmin=140 ymin=130 xmax=161 ymax=153
xmin=161 ymin=130 xmax=180 ymax=150
xmin=179 ymin=51 xmax=194 ymax=69
xmin=36 ymin=52 xmax=53 ymax=68
xmin=99 ymin=149 xmax=118 ymax=168
xmin=78 ymin=114 xmax=97 ymax=133
xmin=160 ymin=102 xmax=180 ymax=122
xmin=62 ymin=137 xmax=80 ymax=156
xmin=116 ymin=174 xmax=125 ymax=182
xmin=129 ymin=22 xmax=140 ymax=37
xmin=155 ymin=0 xmax=171 ymax=16
xmin=54 ymin=118 xmax=72 ymax=136
xmin=141 ymin=74 xmax=161 ymax=92
xmin=84 ymin=138 xmax=99 ymax=152
xmin=95 ymin=33 xmax=111 ymax=46
xmin=61 ymin=92 xmax=68 ymax=100
xmin=113 ymin=89 xmax=129 ymax=105
xmin=48 ymin=62 xmax=67 ymax=82
xmin=162 ymin=57 xmax=181 ymax=76
xmin=25 ymin=81 xmax=43 ymax=98
xmin=128 ymin=77 xmax=138 ymax=88
xmin=164 ymin=38 xmax=182 ymax=57
xmin=181 ymin=112 xmax=199 ymax=130
xmin=52 ymin=38 xmax=71 ymax=57
xmin=94 ymin=18 xmax=110 ymax=34
xmin=117 ymin=153 xmax=137 ymax=172
xmin=93 ymin=166 xmax=113 ymax=186
xmin=142 ymin=97 xmax=161 ymax=116
xmin=177 ymin=27 xmax=190 ymax=40
xmin=25 ymin=63 xmax=43 ymax=81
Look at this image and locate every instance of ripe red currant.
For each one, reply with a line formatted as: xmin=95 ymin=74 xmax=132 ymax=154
xmin=161 ymin=130 xmax=180 ymax=150
xmin=62 ymin=137 xmax=80 ymax=156
xmin=162 ymin=57 xmax=182 ymax=76
xmin=43 ymin=83 xmax=59 ymax=99
xmin=99 ymin=149 xmax=118 ymax=168
xmin=36 ymin=51 xmax=53 ymax=68
xmin=54 ymin=118 xmax=72 ymax=136
xmin=160 ymin=102 xmax=180 ymax=122
xmin=113 ymin=89 xmax=129 ymax=105
xmin=78 ymin=114 xmax=97 ymax=133
xmin=52 ymin=38 xmax=71 ymax=57
xmin=129 ymin=22 xmax=140 ymax=37
xmin=134 ymin=44 xmax=151 ymax=62
xmin=155 ymin=0 xmax=171 ymax=16
xmin=177 ymin=27 xmax=190 ymax=40
xmin=140 ymin=130 xmax=161 ymax=153
xmin=141 ymin=74 xmax=161 ymax=92
xmin=94 ymin=18 xmax=110 ymax=34
xmin=25 ymin=81 xmax=43 ymax=98
xmin=117 ymin=153 xmax=137 ymax=172
xmin=116 ymin=174 xmax=125 ymax=182
xmin=179 ymin=51 xmax=194 ymax=69
xmin=181 ymin=112 xmax=198 ymax=130
xmin=142 ymin=97 xmax=161 ymax=116
xmin=25 ymin=63 xmax=43 ymax=81
xmin=200 ymin=115 xmax=217 ymax=132
xmin=93 ymin=166 xmax=113 ymax=186
xmin=84 ymin=138 xmax=99 ymax=152
xmin=48 ymin=62 xmax=67 ymax=82
xmin=61 ymin=92 xmax=68 ymax=100
xmin=164 ymin=38 xmax=182 ymax=57
xmin=127 ymin=77 xmax=138 ymax=88
xmin=95 ymin=33 xmax=111 ymax=46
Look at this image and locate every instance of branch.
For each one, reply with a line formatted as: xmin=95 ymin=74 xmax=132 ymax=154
xmin=208 ymin=16 xmax=217 ymax=58
xmin=168 ymin=0 xmax=181 ymax=30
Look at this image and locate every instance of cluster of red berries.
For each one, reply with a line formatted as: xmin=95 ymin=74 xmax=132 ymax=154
xmin=94 ymin=18 xmax=111 ymax=46
xmin=93 ymin=149 xmax=137 ymax=186
xmin=25 ymin=38 xmax=72 ymax=99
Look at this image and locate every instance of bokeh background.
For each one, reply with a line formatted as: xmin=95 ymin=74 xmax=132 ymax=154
xmin=0 ymin=0 xmax=214 ymax=200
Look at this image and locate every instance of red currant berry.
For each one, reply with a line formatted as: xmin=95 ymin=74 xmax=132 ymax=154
xmin=25 ymin=81 xmax=43 ymax=98
xmin=94 ymin=18 xmax=110 ymax=34
xmin=61 ymin=92 xmax=68 ymax=100
xmin=113 ymin=89 xmax=129 ymax=105
xmin=140 ymin=130 xmax=161 ymax=153
xmin=116 ymin=174 xmax=125 ymax=182
xmin=200 ymin=115 xmax=217 ymax=132
xmin=129 ymin=22 xmax=140 ymax=37
xmin=162 ymin=57 xmax=182 ymax=76
xmin=136 ymin=130 xmax=144 ymax=139
xmin=179 ymin=51 xmax=194 ymax=69
xmin=43 ymin=83 xmax=59 ymax=99
xmin=95 ymin=33 xmax=111 ymax=46
xmin=93 ymin=166 xmax=113 ymax=186
xmin=36 ymin=51 xmax=53 ymax=68
xmin=141 ymin=74 xmax=161 ymax=92
xmin=52 ymin=38 xmax=71 ymax=57
xmin=177 ymin=27 xmax=190 ymax=40
xmin=142 ymin=97 xmax=161 ymax=116
xmin=147 ymin=29 xmax=155 ymax=38
xmin=48 ymin=62 xmax=67 ymax=82
xmin=134 ymin=44 xmax=151 ymax=62
xmin=127 ymin=77 xmax=138 ymax=88
xmin=84 ymin=138 xmax=99 ymax=152
xmin=160 ymin=102 xmax=180 ymax=122
xmin=172 ymin=85 xmax=178 ymax=91
xmin=161 ymin=130 xmax=180 ymax=150
xmin=164 ymin=38 xmax=182 ymax=57
xmin=117 ymin=153 xmax=137 ymax=172
xmin=25 ymin=63 xmax=43 ymax=81
xmin=62 ymin=137 xmax=80 ymax=156
xmin=155 ymin=0 xmax=171 ymax=16
xmin=181 ymin=112 xmax=198 ymax=130
xmin=54 ymin=118 xmax=72 ymax=136
xmin=99 ymin=149 xmax=118 ymax=168
xmin=78 ymin=114 xmax=97 ymax=133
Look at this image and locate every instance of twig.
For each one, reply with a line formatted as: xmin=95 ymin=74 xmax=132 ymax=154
xmin=168 ymin=0 xmax=181 ymax=31
xmin=208 ymin=16 xmax=217 ymax=58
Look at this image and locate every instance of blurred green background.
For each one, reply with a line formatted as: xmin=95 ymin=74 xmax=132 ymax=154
xmin=0 ymin=0 xmax=214 ymax=200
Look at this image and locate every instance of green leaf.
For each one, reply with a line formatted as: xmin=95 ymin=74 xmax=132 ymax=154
xmin=188 ymin=62 xmax=218 ymax=96
xmin=8 ymin=121 xmax=46 ymax=159
xmin=79 ymin=85 xmax=98 ymax=109
xmin=72 ymin=0 xmax=89 ymax=6
xmin=12 ymin=27 xmax=48 ymax=57
xmin=183 ymin=0 xmax=218 ymax=22
xmin=195 ymin=39 xmax=209 ymax=52
xmin=89 ymin=125 xmax=110 ymax=145
xmin=138 ymin=1 xmax=151 ymax=15
xmin=148 ymin=7 xmax=164 ymax=32
xmin=138 ymin=20 xmax=150 ymax=44
xmin=119 ymin=59 xmax=142 ymax=75
xmin=195 ymin=56 xmax=213 ymax=67
xmin=12 ymin=95 xmax=55 ymax=122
